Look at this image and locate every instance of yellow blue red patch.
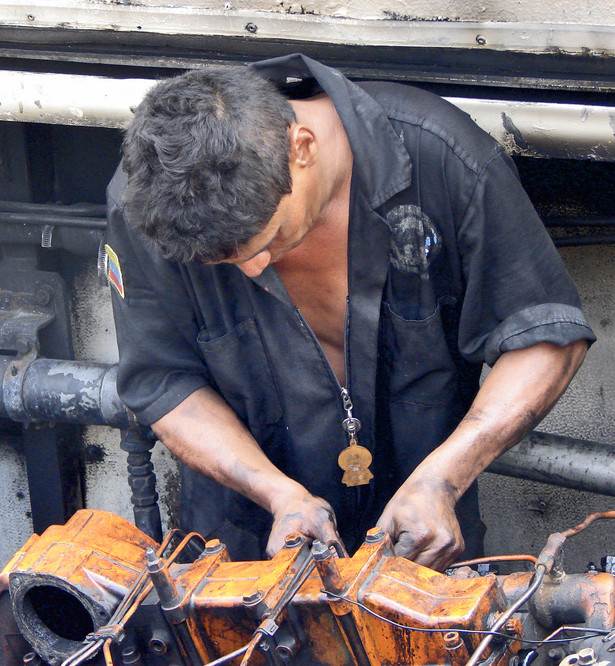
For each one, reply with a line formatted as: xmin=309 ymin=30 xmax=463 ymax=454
xmin=105 ymin=244 xmax=125 ymax=299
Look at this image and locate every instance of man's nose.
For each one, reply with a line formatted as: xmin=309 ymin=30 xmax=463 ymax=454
xmin=236 ymin=250 xmax=272 ymax=277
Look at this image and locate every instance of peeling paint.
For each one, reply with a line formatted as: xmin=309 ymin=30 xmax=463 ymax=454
xmin=501 ymin=111 xmax=530 ymax=151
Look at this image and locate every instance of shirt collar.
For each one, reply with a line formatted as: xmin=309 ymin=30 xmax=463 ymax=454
xmin=248 ymin=53 xmax=412 ymax=210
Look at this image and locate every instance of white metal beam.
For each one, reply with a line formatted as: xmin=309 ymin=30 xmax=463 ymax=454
xmin=1 ymin=71 xmax=614 ymax=160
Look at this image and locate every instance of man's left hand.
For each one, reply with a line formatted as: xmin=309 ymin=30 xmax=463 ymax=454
xmin=376 ymin=477 xmax=464 ymax=572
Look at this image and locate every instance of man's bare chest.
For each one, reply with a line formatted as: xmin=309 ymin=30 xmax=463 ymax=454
xmin=277 ymin=262 xmax=348 ymax=385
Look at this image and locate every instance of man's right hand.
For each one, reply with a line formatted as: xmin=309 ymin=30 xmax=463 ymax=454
xmin=267 ymin=489 xmax=343 ymax=557
xmin=153 ymin=388 xmax=343 ymax=558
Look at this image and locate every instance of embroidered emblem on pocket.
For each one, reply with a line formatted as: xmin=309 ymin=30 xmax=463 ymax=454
xmin=105 ymin=244 xmax=125 ymax=299
xmin=385 ymin=204 xmax=440 ymax=279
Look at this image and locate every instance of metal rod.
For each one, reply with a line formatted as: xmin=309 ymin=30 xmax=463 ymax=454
xmin=0 ymin=211 xmax=106 ymax=229
xmin=487 ymin=430 xmax=615 ymax=496
xmin=1 ymin=70 xmax=614 ymax=160
xmin=1 ymin=358 xmax=132 ymax=427
xmin=0 ymin=201 xmax=107 ymax=217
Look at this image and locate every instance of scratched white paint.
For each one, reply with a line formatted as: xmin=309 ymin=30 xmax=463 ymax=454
xmin=1 ymin=0 xmax=613 ymax=24
xmin=2 ymin=71 xmax=615 ymax=160
xmin=0 ymin=2 xmax=613 ymax=57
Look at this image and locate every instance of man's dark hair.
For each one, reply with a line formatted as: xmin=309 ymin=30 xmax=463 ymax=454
xmin=122 ymin=67 xmax=296 ymax=263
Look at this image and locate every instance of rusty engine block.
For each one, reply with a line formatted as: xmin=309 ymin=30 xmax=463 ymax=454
xmin=2 ymin=509 xmax=615 ymax=665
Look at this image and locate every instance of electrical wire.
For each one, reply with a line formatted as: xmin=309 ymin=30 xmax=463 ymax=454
xmin=466 ymin=565 xmax=546 ymax=666
xmin=321 ymin=591 xmax=608 ymax=646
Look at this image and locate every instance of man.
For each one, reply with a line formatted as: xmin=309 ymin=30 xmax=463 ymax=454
xmin=107 ymin=54 xmax=594 ymax=570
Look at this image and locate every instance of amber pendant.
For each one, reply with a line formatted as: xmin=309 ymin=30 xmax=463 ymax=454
xmin=338 ymin=444 xmax=374 ymax=487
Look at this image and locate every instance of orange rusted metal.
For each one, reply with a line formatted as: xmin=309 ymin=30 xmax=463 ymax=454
xmin=4 ymin=509 xmax=615 ymax=665
xmin=4 ymin=510 xmax=157 ymax=665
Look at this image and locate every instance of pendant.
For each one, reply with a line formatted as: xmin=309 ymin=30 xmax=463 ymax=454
xmin=338 ymin=387 xmax=373 ymax=486
xmin=338 ymin=444 xmax=374 ymax=487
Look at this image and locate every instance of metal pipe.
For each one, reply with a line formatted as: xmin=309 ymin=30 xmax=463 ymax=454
xmin=487 ymin=431 xmax=615 ymax=496
xmin=0 ymin=211 xmax=107 ymax=229
xmin=0 ymin=224 xmax=103 ymax=255
xmin=3 ymin=357 xmax=615 ymax=498
xmin=0 ymin=357 xmax=132 ymax=427
xmin=1 ymin=70 xmax=614 ymax=160
xmin=0 ymin=201 xmax=107 ymax=218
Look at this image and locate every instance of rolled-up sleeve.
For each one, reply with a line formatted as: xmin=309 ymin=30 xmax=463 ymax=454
xmin=107 ymin=168 xmax=209 ymax=425
xmin=455 ymin=149 xmax=595 ymax=365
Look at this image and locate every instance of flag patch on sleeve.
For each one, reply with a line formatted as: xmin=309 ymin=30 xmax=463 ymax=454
xmin=105 ymin=244 xmax=125 ymax=299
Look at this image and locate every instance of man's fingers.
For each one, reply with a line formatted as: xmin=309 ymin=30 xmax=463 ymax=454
xmin=393 ymin=530 xmax=422 ymax=560
xmin=393 ymin=529 xmax=465 ymax=571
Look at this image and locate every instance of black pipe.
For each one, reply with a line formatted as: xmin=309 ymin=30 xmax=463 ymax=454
xmin=0 ymin=201 xmax=107 ymax=218
xmin=1 ymin=358 xmax=132 ymax=427
xmin=488 ymin=430 xmax=615 ymax=496
xmin=0 ymin=211 xmax=106 ymax=229
xmin=3 ymin=357 xmax=615 ymax=498
xmin=0 ymin=224 xmax=103 ymax=255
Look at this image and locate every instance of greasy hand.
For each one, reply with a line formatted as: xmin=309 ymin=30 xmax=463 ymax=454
xmin=267 ymin=490 xmax=343 ymax=558
xmin=376 ymin=479 xmax=464 ymax=571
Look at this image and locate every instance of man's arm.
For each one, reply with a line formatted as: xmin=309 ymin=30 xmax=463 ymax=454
xmin=377 ymin=339 xmax=588 ymax=571
xmin=151 ymin=385 xmax=342 ymax=556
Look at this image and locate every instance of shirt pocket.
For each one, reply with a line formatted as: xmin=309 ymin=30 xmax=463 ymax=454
xmin=380 ymin=300 xmax=458 ymax=406
xmin=197 ymin=318 xmax=283 ymax=426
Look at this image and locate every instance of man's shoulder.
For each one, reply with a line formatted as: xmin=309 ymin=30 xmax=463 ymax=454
xmin=107 ymin=163 xmax=128 ymax=208
xmin=356 ymin=81 xmax=501 ymax=173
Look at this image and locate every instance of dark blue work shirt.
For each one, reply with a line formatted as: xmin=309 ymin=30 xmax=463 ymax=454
xmin=107 ymin=54 xmax=595 ymax=560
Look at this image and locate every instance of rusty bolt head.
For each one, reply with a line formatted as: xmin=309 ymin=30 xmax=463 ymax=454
xmin=243 ymin=591 xmax=263 ymax=606
xmin=204 ymin=538 xmax=225 ymax=554
xmin=365 ymin=527 xmax=386 ymax=543
xmin=283 ymin=533 xmax=304 ymax=548
xmin=505 ymin=618 xmax=522 ymax=636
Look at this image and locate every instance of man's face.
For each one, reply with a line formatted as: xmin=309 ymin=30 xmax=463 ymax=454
xmin=216 ymin=175 xmax=317 ymax=278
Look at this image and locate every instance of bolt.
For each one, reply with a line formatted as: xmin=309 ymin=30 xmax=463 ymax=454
xmin=443 ymin=631 xmax=462 ymax=649
xmin=365 ymin=527 xmax=386 ymax=543
xmin=547 ymin=647 xmax=567 ymax=661
xmin=27 ymin=13 xmax=35 ymax=21
xmin=243 ymin=591 xmax=263 ymax=606
xmin=10 ymin=364 xmax=18 ymax=376
xmin=578 ymin=647 xmax=596 ymax=664
xmin=245 ymin=22 xmax=258 ymax=33
xmin=476 ymin=34 xmax=486 ymax=45
xmin=505 ymin=618 xmax=522 ymax=636
xmin=204 ymin=538 xmax=225 ymax=554
xmin=283 ymin=533 xmax=304 ymax=548
xmin=34 ymin=285 xmax=53 ymax=306
xmin=311 ymin=540 xmax=332 ymax=560
xmin=149 ymin=637 xmax=168 ymax=655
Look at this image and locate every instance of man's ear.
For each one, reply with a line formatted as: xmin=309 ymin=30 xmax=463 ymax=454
xmin=288 ymin=123 xmax=318 ymax=167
